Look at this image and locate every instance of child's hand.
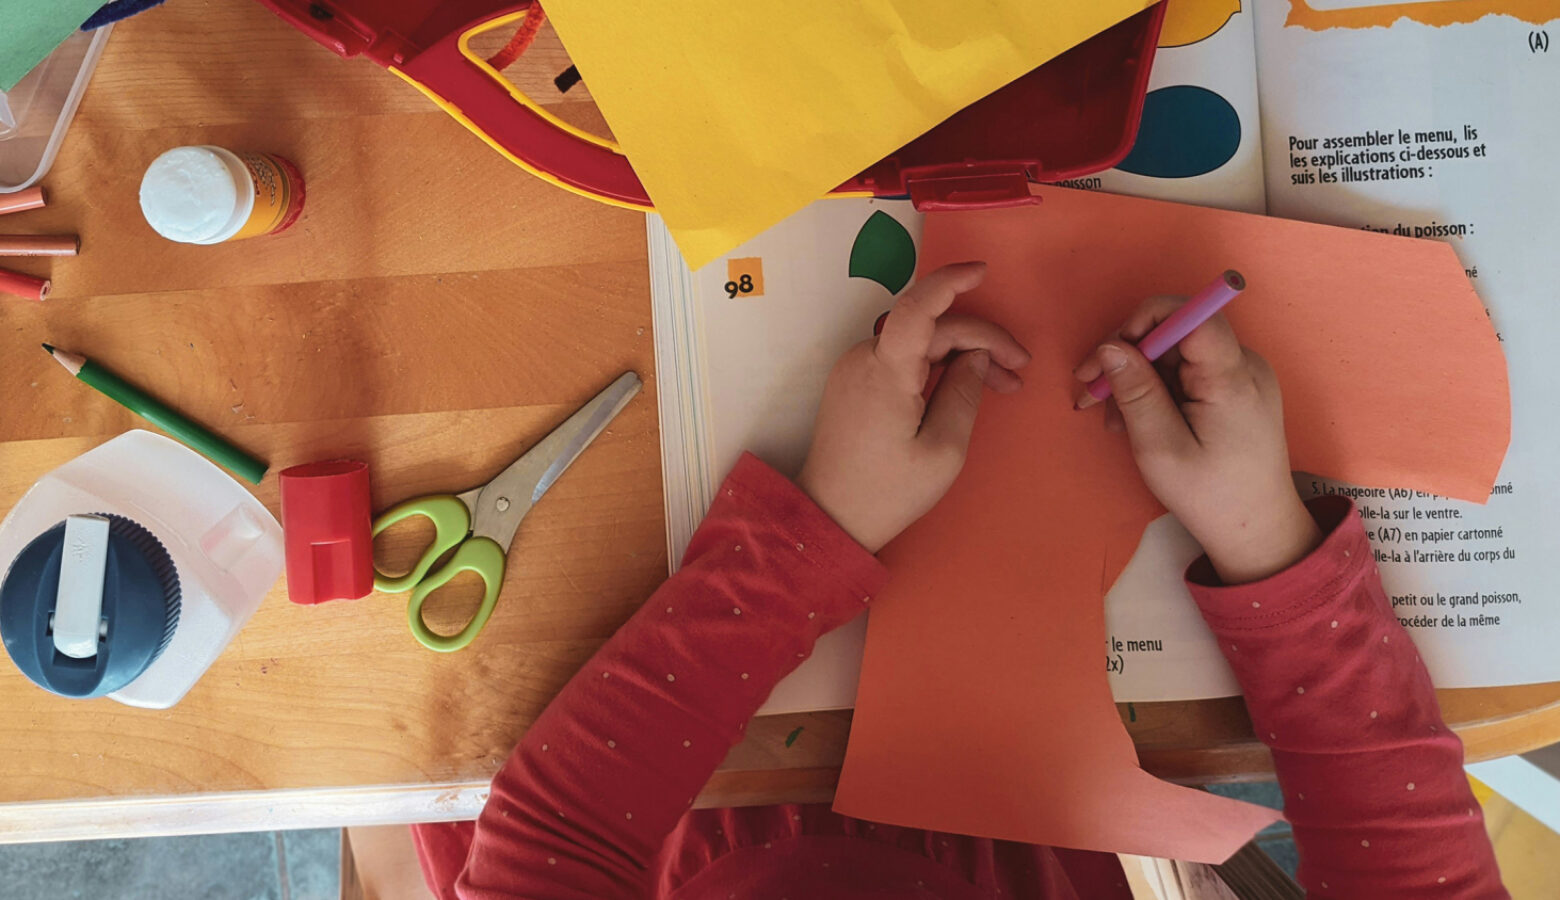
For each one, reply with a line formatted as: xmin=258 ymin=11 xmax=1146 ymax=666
xmin=1074 ymin=297 xmax=1321 ymax=584
xmin=798 ymin=262 xmax=1030 ymax=553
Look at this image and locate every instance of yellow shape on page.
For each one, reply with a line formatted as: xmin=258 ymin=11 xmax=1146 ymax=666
xmin=1160 ymin=0 xmax=1242 ymax=47
xmin=540 ymin=0 xmax=1157 ymax=269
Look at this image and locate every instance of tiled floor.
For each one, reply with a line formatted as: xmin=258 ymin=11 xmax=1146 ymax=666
xmin=1206 ymin=781 xmax=1299 ymax=880
xmin=0 ymin=828 xmax=339 ymax=900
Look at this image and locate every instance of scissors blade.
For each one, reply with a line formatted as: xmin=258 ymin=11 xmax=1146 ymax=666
xmin=470 ymin=372 xmax=642 ymax=550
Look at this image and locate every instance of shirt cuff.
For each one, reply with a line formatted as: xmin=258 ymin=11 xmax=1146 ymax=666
xmin=711 ymin=452 xmax=890 ymax=602
xmin=1185 ymin=496 xmax=1368 ymax=629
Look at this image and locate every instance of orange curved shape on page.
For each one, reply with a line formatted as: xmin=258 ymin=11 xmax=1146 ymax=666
xmin=836 ymin=185 xmax=1510 ymax=862
xmin=1287 ymin=0 xmax=1558 ymax=30
xmin=1160 ymin=0 xmax=1241 ymax=47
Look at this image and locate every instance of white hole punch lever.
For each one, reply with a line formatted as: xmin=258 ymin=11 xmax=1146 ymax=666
xmin=53 ymin=514 xmax=110 ymax=659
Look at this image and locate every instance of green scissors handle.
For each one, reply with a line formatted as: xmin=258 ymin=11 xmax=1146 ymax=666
xmin=372 ymin=495 xmax=471 ymax=594
xmin=406 ymin=537 xmax=506 ymax=653
xmin=372 ymin=494 xmax=508 ymax=652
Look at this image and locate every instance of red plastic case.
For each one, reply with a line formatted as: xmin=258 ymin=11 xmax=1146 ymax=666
xmin=253 ymin=0 xmax=1164 ymax=212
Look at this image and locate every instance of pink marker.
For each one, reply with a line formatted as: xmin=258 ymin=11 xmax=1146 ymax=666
xmin=1080 ymin=269 xmax=1246 ymax=406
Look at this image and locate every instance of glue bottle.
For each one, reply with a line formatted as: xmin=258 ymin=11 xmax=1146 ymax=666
xmin=0 ymin=430 xmax=283 ymax=708
xmin=138 ymin=145 xmax=305 ymax=244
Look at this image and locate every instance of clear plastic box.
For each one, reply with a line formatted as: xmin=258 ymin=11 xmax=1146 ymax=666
xmin=0 ymin=25 xmax=113 ymax=193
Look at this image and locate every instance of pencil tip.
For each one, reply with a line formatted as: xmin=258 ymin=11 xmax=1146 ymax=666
xmin=41 ymin=343 xmax=54 ymax=355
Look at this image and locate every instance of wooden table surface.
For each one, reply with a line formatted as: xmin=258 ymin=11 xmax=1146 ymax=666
xmin=1 ymin=0 xmax=1557 ymax=844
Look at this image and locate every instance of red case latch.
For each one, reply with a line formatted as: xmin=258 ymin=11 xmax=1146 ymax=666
xmin=905 ymin=166 xmax=1042 ymax=211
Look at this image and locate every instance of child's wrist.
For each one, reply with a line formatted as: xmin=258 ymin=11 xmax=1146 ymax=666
xmin=795 ymin=468 xmax=889 ymax=554
xmin=1202 ymin=495 xmax=1323 ymax=586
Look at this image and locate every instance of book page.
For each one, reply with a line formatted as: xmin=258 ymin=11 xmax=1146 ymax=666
xmin=692 ymin=201 xmax=922 ymax=487
xmin=653 ymin=4 xmax=1560 ymax=708
xmin=1088 ymin=3 xmax=1560 ymax=701
xmin=650 ymin=201 xmax=925 ymax=713
xmin=1099 ymin=1 xmax=1560 ymax=700
xmin=1254 ymin=3 xmax=1560 ymax=688
xmin=1090 ymin=0 xmax=1268 ymax=213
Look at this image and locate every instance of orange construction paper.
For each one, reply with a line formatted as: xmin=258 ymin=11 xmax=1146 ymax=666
xmin=1286 ymin=0 xmax=1558 ymax=32
xmin=834 ymin=185 xmax=1509 ymax=862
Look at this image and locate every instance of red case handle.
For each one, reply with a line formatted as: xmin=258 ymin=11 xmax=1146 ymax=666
xmin=905 ymin=168 xmax=1044 ymax=212
xmin=397 ymin=5 xmax=652 ymax=209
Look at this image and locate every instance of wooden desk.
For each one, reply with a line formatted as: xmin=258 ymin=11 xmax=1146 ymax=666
xmin=1 ymin=2 xmax=1557 ymax=844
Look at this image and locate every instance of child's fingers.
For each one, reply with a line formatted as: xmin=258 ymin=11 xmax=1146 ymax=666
xmin=1103 ymin=400 xmax=1126 ymax=433
xmin=1119 ymin=295 xmax=1188 ymax=342
xmin=1174 ymin=314 xmax=1249 ymax=401
xmin=876 ymin=262 xmax=987 ymax=372
xmin=1094 ymin=342 xmax=1197 ymax=460
xmin=985 ymin=364 xmax=1024 ymax=394
xmin=1175 ymin=312 xmax=1244 ymax=369
xmin=927 ymin=314 xmax=1032 ymax=373
xmin=1076 ymin=303 xmax=1246 ymax=402
xmin=1084 ymin=345 xmax=1182 ymax=388
xmin=918 ymin=350 xmax=990 ymax=456
xmin=1072 ymin=296 xmax=1181 ymax=380
xmin=1073 ymin=331 xmax=1122 ymax=383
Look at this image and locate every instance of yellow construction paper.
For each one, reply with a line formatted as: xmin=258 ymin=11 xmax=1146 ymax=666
xmin=540 ymin=0 xmax=1158 ymax=269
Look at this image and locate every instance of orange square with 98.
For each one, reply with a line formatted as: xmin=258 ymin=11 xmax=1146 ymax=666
xmin=725 ymin=257 xmax=764 ymax=298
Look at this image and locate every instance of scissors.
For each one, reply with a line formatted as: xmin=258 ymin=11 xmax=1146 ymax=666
xmin=372 ymin=372 xmax=642 ymax=651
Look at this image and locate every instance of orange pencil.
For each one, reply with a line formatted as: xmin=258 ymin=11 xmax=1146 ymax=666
xmin=0 ymin=234 xmax=79 ymax=256
xmin=0 ymin=266 xmax=50 ymax=301
xmin=0 ymin=187 xmax=47 ymax=217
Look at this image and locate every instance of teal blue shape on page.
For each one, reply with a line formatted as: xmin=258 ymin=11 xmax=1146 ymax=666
xmin=1117 ymin=85 xmax=1241 ymax=179
xmin=849 ymin=210 xmax=917 ymax=295
xmin=0 ymin=0 xmax=107 ymax=91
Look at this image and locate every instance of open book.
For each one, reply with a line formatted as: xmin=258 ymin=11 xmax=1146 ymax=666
xmin=649 ymin=2 xmax=1560 ymax=713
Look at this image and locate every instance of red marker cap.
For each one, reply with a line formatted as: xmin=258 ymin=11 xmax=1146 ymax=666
xmin=279 ymin=460 xmax=373 ymax=605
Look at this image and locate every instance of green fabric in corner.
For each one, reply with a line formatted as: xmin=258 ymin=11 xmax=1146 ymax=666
xmin=0 ymin=0 xmax=107 ymax=91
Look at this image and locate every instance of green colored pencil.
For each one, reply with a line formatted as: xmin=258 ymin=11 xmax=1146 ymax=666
xmin=42 ymin=344 xmax=268 ymax=485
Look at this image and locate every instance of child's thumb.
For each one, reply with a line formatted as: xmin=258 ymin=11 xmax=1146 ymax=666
xmin=920 ymin=350 xmax=990 ymax=456
xmin=1097 ymin=343 xmax=1194 ymax=456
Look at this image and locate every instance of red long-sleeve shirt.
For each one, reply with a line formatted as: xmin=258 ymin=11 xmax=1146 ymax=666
xmin=414 ymin=455 xmax=1505 ymax=898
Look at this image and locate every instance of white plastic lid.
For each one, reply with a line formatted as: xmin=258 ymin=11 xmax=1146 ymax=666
xmin=138 ymin=146 xmax=253 ymax=244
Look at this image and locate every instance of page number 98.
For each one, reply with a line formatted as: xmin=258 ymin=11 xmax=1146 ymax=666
xmin=725 ymin=274 xmax=754 ymax=298
xmin=725 ymin=258 xmax=764 ymax=299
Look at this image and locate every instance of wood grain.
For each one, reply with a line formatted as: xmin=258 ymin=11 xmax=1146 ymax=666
xmin=0 ymin=0 xmax=1557 ymax=843
xmin=0 ymin=0 xmax=665 ymax=825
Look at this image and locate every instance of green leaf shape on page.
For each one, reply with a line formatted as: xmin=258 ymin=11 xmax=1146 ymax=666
xmin=849 ymin=211 xmax=916 ymax=294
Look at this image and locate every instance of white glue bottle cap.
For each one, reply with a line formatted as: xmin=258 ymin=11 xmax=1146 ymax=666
xmin=138 ymin=146 xmax=255 ymax=245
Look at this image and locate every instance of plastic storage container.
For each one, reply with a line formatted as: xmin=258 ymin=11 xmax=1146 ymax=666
xmin=0 ymin=430 xmax=283 ymax=708
xmin=0 ymin=25 xmax=113 ymax=193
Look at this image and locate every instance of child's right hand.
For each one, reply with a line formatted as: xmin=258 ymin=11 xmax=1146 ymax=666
xmin=1073 ymin=297 xmax=1321 ymax=584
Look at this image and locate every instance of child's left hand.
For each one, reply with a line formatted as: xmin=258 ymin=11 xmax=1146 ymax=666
xmin=797 ymin=262 xmax=1030 ymax=553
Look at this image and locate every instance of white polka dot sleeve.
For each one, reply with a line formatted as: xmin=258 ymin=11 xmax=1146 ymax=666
xmin=454 ymin=453 xmax=889 ymax=899
xmin=1188 ymin=496 xmax=1508 ymax=899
